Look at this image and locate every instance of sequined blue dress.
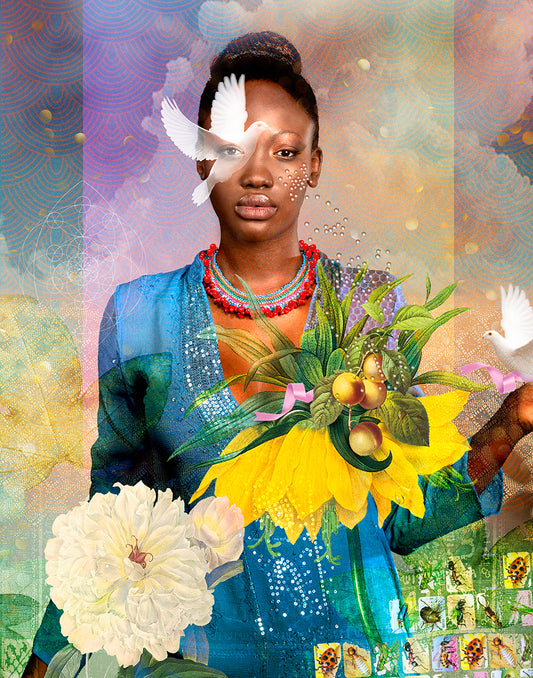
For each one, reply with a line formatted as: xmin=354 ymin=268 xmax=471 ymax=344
xmin=34 ymin=255 xmax=502 ymax=678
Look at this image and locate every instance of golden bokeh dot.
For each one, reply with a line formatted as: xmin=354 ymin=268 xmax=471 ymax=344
xmin=485 ymin=289 xmax=498 ymax=301
xmin=357 ymin=58 xmax=371 ymax=72
xmin=15 ymin=539 xmax=27 ymax=550
xmin=462 ymin=212 xmax=468 ymax=221
xmin=522 ymin=131 xmax=533 ymax=145
xmin=74 ymin=133 xmax=86 ymax=145
xmin=44 ymin=128 xmax=54 ymax=139
xmin=31 ymin=19 xmax=44 ymax=31
xmin=520 ymin=112 xmax=531 ymax=121
xmin=39 ymin=109 xmax=52 ymax=123
xmin=509 ymin=124 xmax=522 ymax=135
xmin=123 ymin=135 xmax=134 ymax=145
xmin=43 ymin=146 xmax=55 ymax=156
xmin=497 ymin=132 xmax=510 ymax=146
xmin=414 ymin=185 xmax=424 ymax=194
xmin=38 ymin=208 xmax=48 ymax=218
xmin=405 ymin=218 xmax=419 ymax=231
xmin=465 ymin=241 xmax=478 ymax=254
xmin=5 ymin=34 xmax=13 ymax=44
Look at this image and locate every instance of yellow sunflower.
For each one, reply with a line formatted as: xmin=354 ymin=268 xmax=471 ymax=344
xmin=191 ymin=390 xmax=471 ymax=542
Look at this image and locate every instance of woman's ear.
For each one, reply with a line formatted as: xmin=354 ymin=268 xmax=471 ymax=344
xmin=197 ymin=160 xmax=209 ymax=180
xmin=307 ymin=147 xmax=323 ymax=188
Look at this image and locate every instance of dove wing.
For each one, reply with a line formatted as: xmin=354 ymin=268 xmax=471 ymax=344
xmin=500 ymin=284 xmax=533 ymax=349
xmin=161 ymin=98 xmax=220 ymax=161
xmin=209 ymin=73 xmax=248 ymax=142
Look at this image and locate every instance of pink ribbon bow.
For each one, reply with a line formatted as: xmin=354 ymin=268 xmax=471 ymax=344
xmin=254 ymin=382 xmax=314 ymax=421
xmin=459 ymin=362 xmax=533 ymax=394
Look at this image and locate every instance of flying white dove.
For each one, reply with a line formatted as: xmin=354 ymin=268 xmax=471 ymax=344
xmin=484 ymin=284 xmax=533 ymax=376
xmin=161 ymin=74 xmax=269 ymax=205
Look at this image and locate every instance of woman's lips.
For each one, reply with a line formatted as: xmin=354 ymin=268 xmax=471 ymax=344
xmin=234 ymin=194 xmax=277 ymax=220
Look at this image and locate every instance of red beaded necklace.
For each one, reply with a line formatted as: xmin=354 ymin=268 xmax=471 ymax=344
xmin=201 ymin=240 xmax=320 ymax=318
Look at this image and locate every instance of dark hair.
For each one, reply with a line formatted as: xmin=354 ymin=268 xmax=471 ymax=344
xmin=198 ymin=31 xmax=319 ymax=148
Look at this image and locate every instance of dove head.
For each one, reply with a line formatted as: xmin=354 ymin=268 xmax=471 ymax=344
xmin=483 ymin=330 xmax=504 ymax=346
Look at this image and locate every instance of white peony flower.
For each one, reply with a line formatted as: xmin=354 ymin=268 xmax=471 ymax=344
xmin=189 ymin=496 xmax=244 ymax=571
xmin=45 ymin=482 xmax=214 ymax=667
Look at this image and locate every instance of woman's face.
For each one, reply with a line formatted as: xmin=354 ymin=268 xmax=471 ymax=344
xmin=199 ymin=79 xmax=322 ymax=245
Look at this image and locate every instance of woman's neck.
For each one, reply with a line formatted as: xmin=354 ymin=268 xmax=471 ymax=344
xmin=215 ymin=237 xmax=303 ymax=295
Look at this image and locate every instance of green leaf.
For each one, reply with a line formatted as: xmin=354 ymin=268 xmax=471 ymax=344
xmin=86 ymin=650 xmax=121 ymax=678
xmin=236 ymin=276 xmax=296 ymax=352
xmin=344 ymin=336 xmax=376 ymax=373
xmin=144 ymin=658 xmax=228 ymax=677
xmin=315 ymin=302 xmax=334 ymax=368
xmin=412 ymin=370 xmax=490 ymax=392
xmin=0 ymin=593 xmax=39 ymax=626
xmin=171 ymin=392 xmax=285 ymax=459
xmin=340 ymin=261 xmax=368 ymax=327
xmin=317 ymin=261 xmax=344 ymax=345
xmin=381 ymin=349 xmax=411 ymax=394
xmin=328 ymin=413 xmax=392 ymax=472
xmin=185 ymin=375 xmax=246 ymax=418
xmin=402 ymin=307 xmax=469 ymax=372
xmin=244 ymin=347 xmax=301 ymax=390
xmin=378 ymin=392 xmax=430 ymax=446
xmin=300 ymin=327 xmax=318 ymax=356
xmin=424 ymin=282 xmax=458 ymax=311
xmin=44 ymin=645 xmax=82 ymax=678
xmin=368 ymin=274 xmax=411 ymax=304
xmin=310 ymin=375 xmax=344 ymax=428
xmin=361 ymin=301 xmax=384 ymax=324
xmin=297 ymin=352 xmax=325 ymax=387
xmin=122 ymin=354 xmax=172 ymax=433
xmin=326 ymin=348 xmax=345 ymax=376
xmin=186 ymin=410 xmax=310 ymax=471
xmin=390 ymin=304 xmax=433 ymax=332
xmin=425 ymin=273 xmax=431 ymax=302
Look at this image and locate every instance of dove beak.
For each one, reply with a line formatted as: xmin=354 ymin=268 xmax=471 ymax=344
xmin=234 ymin=194 xmax=277 ymax=221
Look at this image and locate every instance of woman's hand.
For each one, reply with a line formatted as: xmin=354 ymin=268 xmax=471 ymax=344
xmin=467 ymin=383 xmax=533 ymax=494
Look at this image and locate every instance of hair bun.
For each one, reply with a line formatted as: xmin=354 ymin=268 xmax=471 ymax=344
xmin=211 ymin=31 xmax=302 ymax=76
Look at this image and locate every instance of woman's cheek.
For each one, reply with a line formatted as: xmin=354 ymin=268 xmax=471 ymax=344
xmin=277 ymin=163 xmax=309 ymax=201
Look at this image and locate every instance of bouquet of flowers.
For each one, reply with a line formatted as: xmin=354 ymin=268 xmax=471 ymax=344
xmin=174 ymin=261 xmax=486 ymax=561
xmin=44 ymin=481 xmax=244 ymax=677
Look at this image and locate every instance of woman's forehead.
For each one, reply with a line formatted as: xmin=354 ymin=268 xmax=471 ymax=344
xmin=242 ymin=80 xmax=315 ymax=137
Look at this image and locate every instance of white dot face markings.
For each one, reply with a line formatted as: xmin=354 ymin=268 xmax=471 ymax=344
xmin=286 ymin=162 xmax=309 ymax=202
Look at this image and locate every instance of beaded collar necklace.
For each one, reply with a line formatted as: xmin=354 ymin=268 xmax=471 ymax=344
xmin=200 ymin=240 xmax=320 ymax=318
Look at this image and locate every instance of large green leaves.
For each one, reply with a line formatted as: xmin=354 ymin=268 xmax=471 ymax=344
xmin=171 ymin=391 xmax=285 ymax=459
xmin=378 ymin=392 xmax=430 ymax=446
xmin=381 ymin=349 xmax=411 ymax=394
xmin=44 ymin=646 xmax=83 ymax=678
xmin=317 ymin=262 xmax=344 ymax=345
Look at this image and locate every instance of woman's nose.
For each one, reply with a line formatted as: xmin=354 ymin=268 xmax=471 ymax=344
xmin=239 ymin=149 xmax=273 ymax=188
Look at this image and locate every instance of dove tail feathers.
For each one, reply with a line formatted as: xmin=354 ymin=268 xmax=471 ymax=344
xmin=192 ymin=180 xmax=211 ymax=206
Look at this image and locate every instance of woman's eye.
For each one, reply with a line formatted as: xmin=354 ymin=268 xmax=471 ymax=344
xmin=275 ymin=149 xmax=297 ymax=159
xmin=218 ymin=146 xmax=243 ymax=157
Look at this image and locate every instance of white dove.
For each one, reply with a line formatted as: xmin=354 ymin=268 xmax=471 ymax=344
xmin=484 ymin=284 xmax=533 ymax=376
xmin=161 ymin=74 xmax=269 ymax=205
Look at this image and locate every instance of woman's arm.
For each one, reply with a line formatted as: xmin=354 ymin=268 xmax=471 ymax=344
xmin=468 ymin=383 xmax=533 ymax=493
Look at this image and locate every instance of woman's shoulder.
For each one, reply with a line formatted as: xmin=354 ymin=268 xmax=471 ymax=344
xmin=113 ymin=257 xmax=203 ymax=306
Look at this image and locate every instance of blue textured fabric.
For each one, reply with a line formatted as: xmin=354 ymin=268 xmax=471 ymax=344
xmin=33 ymin=255 xmax=502 ymax=677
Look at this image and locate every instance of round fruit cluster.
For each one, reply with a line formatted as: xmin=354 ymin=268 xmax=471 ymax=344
xmin=331 ymin=353 xmax=386 ymax=457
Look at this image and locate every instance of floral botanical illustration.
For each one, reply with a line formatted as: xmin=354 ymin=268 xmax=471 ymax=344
xmin=178 ymin=258 xmax=486 ymax=557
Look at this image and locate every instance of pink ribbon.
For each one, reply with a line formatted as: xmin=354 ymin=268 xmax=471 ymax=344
xmin=254 ymin=382 xmax=314 ymax=421
xmin=459 ymin=362 xmax=533 ymax=394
